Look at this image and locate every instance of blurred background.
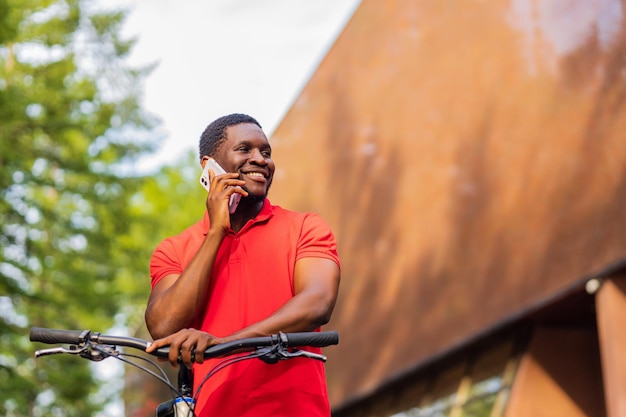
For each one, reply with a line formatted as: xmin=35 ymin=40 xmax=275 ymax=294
xmin=3 ymin=0 xmax=626 ymax=416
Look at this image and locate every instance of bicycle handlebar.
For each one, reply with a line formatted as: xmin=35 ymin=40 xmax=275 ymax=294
xmin=29 ymin=327 xmax=339 ymax=359
xmin=29 ymin=328 xmax=90 ymax=345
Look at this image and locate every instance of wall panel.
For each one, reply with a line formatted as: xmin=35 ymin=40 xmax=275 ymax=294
xmin=267 ymin=0 xmax=626 ymax=407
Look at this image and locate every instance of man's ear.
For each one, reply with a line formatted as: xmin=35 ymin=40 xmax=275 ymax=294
xmin=200 ymin=155 xmax=210 ymax=168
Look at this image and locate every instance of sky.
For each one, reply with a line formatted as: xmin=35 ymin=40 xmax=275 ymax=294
xmin=110 ymin=0 xmax=361 ymax=173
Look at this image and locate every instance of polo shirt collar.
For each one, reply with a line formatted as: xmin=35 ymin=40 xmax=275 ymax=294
xmin=201 ymin=198 xmax=274 ymax=235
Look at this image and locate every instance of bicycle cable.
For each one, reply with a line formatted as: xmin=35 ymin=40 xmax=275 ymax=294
xmin=193 ymin=352 xmax=267 ymax=401
xmin=90 ymin=344 xmax=186 ymax=400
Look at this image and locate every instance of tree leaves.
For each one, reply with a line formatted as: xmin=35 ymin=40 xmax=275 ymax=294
xmin=0 ymin=0 xmax=164 ymax=415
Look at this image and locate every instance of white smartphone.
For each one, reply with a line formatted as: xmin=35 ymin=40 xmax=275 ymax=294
xmin=199 ymin=158 xmax=242 ymax=214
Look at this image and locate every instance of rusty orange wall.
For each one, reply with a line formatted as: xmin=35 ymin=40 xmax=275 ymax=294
xmin=267 ymin=0 xmax=626 ymax=408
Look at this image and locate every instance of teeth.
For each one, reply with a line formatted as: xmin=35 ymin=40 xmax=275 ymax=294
xmin=246 ymin=172 xmax=264 ymax=177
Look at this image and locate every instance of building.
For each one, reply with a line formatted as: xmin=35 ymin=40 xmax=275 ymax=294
xmin=268 ymin=0 xmax=626 ymax=416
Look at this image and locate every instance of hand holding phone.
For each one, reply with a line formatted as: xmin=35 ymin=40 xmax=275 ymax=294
xmin=199 ymin=158 xmax=242 ymax=214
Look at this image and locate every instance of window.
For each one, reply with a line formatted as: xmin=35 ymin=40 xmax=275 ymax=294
xmin=389 ymin=339 xmax=520 ymax=417
xmin=333 ymin=335 xmax=525 ymax=417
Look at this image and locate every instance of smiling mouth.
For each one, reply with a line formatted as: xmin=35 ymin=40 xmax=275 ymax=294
xmin=244 ymin=172 xmax=266 ymax=179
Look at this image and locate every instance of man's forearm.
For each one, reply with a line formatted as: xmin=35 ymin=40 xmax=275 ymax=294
xmin=146 ymin=229 xmax=225 ymax=338
xmin=223 ymin=287 xmax=337 ymax=342
xmin=145 ymin=276 xmax=209 ymax=338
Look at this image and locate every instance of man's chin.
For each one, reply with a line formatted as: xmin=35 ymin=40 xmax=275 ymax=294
xmin=242 ymin=183 xmax=271 ymax=204
xmin=242 ymin=189 xmax=266 ymax=204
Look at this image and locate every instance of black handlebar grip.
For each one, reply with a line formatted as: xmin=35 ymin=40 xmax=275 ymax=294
xmin=29 ymin=327 xmax=86 ymax=345
xmin=284 ymin=331 xmax=339 ymax=348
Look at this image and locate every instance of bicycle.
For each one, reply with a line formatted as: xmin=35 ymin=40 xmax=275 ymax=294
xmin=30 ymin=326 xmax=339 ymax=416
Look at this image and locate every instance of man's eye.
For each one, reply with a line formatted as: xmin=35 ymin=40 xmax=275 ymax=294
xmin=262 ymin=151 xmax=272 ymax=157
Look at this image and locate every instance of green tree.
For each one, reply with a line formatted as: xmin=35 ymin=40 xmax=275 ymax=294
xmin=0 ymin=0 xmax=159 ymax=415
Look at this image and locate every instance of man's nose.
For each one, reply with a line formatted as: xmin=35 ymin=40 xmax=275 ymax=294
xmin=248 ymin=149 xmax=267 ymax=164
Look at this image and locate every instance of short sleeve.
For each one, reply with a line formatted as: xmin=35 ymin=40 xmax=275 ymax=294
xmin=149 ymin=238 xmax=183 ymax=288
xmin=296 ymin=213 xmax=341 ymax=268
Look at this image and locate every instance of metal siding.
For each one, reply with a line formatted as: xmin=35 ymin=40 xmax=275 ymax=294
xmin=268 ymin=0 xmax=626 ymax=408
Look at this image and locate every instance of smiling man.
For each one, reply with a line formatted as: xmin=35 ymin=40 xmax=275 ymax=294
xmin=145 ymin=114 xmax=341 ymax=416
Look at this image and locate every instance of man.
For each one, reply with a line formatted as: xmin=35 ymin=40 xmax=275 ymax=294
xmin=145 ymin=113 xmax=341 ymax=416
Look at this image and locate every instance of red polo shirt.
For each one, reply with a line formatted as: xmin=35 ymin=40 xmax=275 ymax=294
xmin=150 ymin=199 xmax=340 ymax=416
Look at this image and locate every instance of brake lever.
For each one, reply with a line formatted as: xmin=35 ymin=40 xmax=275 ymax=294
xmin=257 ymin=345 xmax=327 ymax=364
xmin=280 ymin=349 xmax=327 ymax=362
xmin=35 ymin=346 xmax=88 ymax=358
xmin=34 ymin=344 xmax=118 ymax=362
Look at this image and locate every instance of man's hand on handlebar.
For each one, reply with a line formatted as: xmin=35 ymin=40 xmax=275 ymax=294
xmin=146 ymin=328 xmax=223 ymax=368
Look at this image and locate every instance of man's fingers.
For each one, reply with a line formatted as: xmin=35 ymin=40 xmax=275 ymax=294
xmin=228 ymin=185 xmax=248 ymax=197
xmin=146 ymin=330 xmax=215 ymax=368
xmin=195 ymin=339 xmax=210 ymax=364
xmin=180 ymin=340 xmax=196 ymax=367
xmin=168 ymin=339 xmax=183 ymax=366
xmin=146 ymin=336 xmax=169 ymax=352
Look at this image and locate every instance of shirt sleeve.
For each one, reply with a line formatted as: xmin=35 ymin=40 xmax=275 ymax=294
xmin=296 ymin=212 xmax=341 ymax=268
xmin=149 ymin=238 xmax=183 ymax=288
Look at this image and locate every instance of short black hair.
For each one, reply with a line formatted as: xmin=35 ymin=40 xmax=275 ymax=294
xmin=199 ymin=113 xmax=262 ymax=160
